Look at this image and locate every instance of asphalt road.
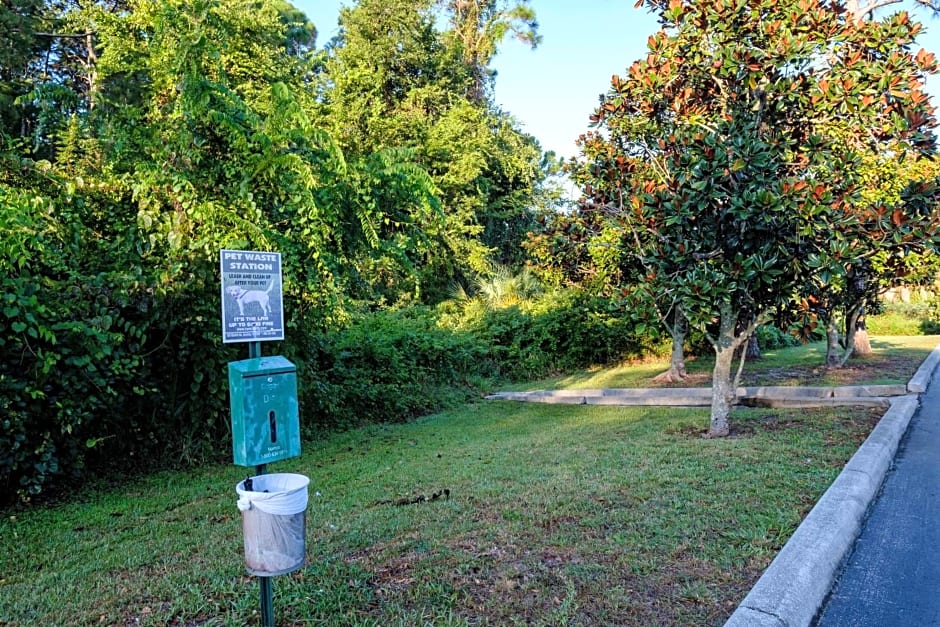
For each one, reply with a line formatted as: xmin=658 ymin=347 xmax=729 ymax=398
xmin=815 ymin=371 xmax=940 ymax=626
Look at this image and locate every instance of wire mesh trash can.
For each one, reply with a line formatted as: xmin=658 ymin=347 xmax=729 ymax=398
xmin=236 ymin=473 xmax=310 ymax=576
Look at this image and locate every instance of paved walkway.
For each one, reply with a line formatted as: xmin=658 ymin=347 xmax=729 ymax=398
xmin=814 ymin=368 xmax=940 ymax=626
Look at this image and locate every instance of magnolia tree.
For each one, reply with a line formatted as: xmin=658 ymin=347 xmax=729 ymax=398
xmin=798 ymin=9 xmax=940 ymax=367
xmin=570 ymin=0 xmax=939 ymax=436
xmin=805 ymin=150 xmax=940 ymax=368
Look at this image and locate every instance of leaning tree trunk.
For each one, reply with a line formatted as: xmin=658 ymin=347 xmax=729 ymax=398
xmin=853 ymin=315 xmax=873 ymax=358
xmin=653 ymin=309 xmax=688 ymax=383
xmin=746 ymin=333 xmax=761 ymax=360
xmin=825 ymin=319 xmax=842 ymax=369
xmin=839 ymin=303 xmax=870 ymax=364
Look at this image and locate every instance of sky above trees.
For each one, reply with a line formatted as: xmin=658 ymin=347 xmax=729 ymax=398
xmin=299 ymin=0 xmax=940 ymax=160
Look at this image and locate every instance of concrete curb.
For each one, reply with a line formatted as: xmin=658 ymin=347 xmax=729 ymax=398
xmin=908 ymin=346 xmax=940 ymax=393
xmin=724 ymin=343 xmax=940 ymax=627
xmin=485 ymin=385 xmax=908 ymax=408
xmin=723 ymin=394 xmax=919 ymax=627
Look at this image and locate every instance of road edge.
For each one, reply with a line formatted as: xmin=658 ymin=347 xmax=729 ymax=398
xmin=724 ymin=344 xmax=940 ymax=627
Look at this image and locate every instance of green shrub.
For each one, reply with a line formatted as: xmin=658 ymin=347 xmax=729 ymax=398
xmin=295 ymin=291 xmax=661 ymax=435
xmin=299 ymin=307 xmax=495 ymax=433
xmin=866 ymin=312 xmax=924 ymax=336
xmin=879 ymin=301 xmax=932 ymax=319
xmin=922 ymin=298 xmax=940 ymax=335
xmin=0 ymin=187 xmax=157 ymax=499
xmin=0 ymin=178 xmax=256 ymax=501
xmin=756 ymin=324 xmax=801 ymax=350
xmin=463 ymin=290 xmax=659 ymax=380
xmin=867 ymin=300 xmax=939 ymax=336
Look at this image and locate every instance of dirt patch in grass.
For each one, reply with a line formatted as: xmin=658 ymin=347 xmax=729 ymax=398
xmin=649 ymin=371 xmax=713 ymax=388
xmin=657 ymin=354 xmax=919 ymax=389
xmin=622 ymin=339 xmax=934 ymax=390
xmin=741 ymin=352 xmax=921 ymax=387
xmin=436 ymin=533 xmax=760 ymax=625
xmin=641 ymin=353 xmax=916 ymax=389
xmin=667 ymin=423 xmax=752 ymax=438
xmin=666 ymin=412 xmax=809 ymax=439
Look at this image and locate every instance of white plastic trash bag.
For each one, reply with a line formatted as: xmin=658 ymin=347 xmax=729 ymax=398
xmin=236 ymin=473 xmax=310 ymax=514
xmin=235 ymin=473 xmax=310 ymax=576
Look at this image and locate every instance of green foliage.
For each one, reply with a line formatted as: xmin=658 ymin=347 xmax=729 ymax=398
xmin=299 ymin=308 xmax=495 ymax=432
xmin=0 ymin=0 xmax=556 ymax=501
xmin=441 ymin=0 xmax=542 ymax=102
xmin=925 ymin=305 xmax=940 ymax=334
xmin=295 ymin=288 xmax=659 ymax=435
xmin=755 ymin=324 xmax=801 ymax=351
xmin=293 ymin=286 xmax=659 ymax=432
xmin=322 ymin=0 xmax=549 ymax=298
xmin=867 ymin=300 xmax=940 ymax=335
xmin=473 ymin=264 xmax=543 ymax=308
xmin=0 ymin=182 xmax=156 ymax=499
xmin=0 ymin=0 xmax=390 ymax=499
xmin=456 ymin=290 xmax=658 ymax=380
xmin=0 ymin=0 xmax=47 ymax=142
xmin=867 ymin=311 xmax=928 ymax=335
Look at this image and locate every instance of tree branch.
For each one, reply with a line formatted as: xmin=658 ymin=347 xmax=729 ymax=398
xmin=845 ymin=0 xmax=940 ymax=19
xmin=31 ymin=31 xmax=97 ymax=39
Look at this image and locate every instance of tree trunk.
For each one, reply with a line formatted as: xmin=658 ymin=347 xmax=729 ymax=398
xmin=852 ymin=307 xmax=874 ymax=357
xmin=853 ymin=316 xmax=873 ymax=357
xmin=746 ymin=333 xmax=760 ymax=360
xmin=845 ymin=0 xmax=905 ymax=22
xmin=85 ymin=30 xmax=97 ymax=109
xmin=709 ymin=305 xmax=761 ymax=437
xmin=671 ymin=310 xmax=688 ymax=377
xmin=826 ymin=320 xmax=841 ymax=369
xmin=653 ymin=309 xmax=687 ymax=383
xmin=854 ymin=330 xmax=872 ymax=356
xmin=708 ymin=306 xmax=738 ymax=438
xmin=842 ymin=304 xmax=871 ymax=363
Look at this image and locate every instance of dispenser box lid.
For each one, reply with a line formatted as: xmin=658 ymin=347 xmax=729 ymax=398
xmin=228 ymin=355 xmax=296 ymax=378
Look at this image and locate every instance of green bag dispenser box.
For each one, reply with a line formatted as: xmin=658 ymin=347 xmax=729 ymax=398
xmin=228 ymin=356 xmax=300 ymax=466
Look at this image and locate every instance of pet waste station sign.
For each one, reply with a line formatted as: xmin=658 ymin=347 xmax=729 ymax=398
xmin=220 ymin=249 xmax=285 ymax=343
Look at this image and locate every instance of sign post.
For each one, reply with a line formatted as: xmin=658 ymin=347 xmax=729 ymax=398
xmin=220 ymin=249 xmax=293 ymax=627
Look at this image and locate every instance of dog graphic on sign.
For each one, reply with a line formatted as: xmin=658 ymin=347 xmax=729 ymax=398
xmin=226 ymin=282 xmax=275 ymax=317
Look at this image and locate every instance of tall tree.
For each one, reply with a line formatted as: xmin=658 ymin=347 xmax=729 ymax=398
xmin=0 ymin=0 xmax=46 ymax=141
xmin=441 ymin=0 xmax=541 ymax=102
xmin=832 ymin=0 xmax=940 ymax=358
xmin=807 ymin=148 xmax=940 ymax=368
xmin=571 ymin=0 xmax=938 ymax=437
xmin=320 ymin=0 xmax=549 ymax=301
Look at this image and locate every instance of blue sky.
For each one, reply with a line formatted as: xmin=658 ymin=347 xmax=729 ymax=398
xmin=294 ymin=1 xmax=940 ymax=160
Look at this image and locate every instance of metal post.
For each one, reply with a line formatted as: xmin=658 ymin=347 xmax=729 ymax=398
xmin=249 ymin=341 xmax=272 ymax=627
xmin=254 ymin=461 xmax=273 ymax=627
xmin=259 ymin=578 xmax=274 ymax=627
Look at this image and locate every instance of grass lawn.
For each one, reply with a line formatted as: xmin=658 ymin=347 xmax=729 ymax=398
xmin=1 ymin=336 xmax=936 ymax=626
